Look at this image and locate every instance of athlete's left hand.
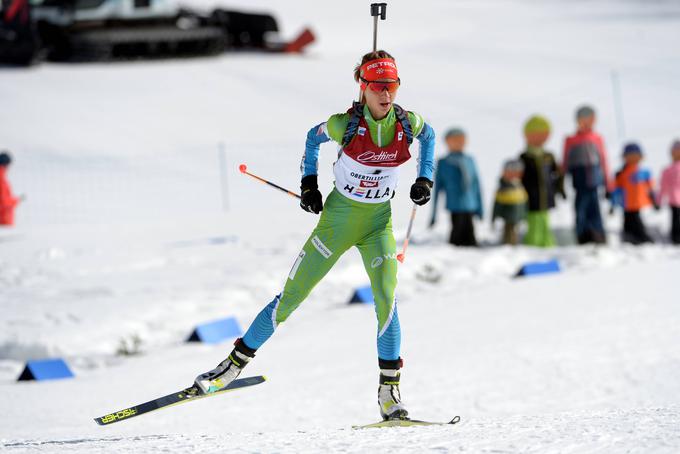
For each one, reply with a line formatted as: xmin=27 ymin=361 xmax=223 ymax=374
xmin=410 ymin=177 xmax=433 ymax=206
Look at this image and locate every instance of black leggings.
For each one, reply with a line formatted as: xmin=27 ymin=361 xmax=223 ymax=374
xmin=671 ymin=206 xmax=680 ymax=245
xmin=623 ymin=211 xmax=653 ymax=244
xmin=449 ymin=212 xmax=477 ymax=246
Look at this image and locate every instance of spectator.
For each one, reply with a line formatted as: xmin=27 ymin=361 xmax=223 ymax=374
xmin=430 ymin=128 xmax=483 ymax=246
xmin=491 ymin=159 xmax=528 ymax=245
xmin=519 ymin=115 xmax=565 ymax=247
xmin=562 ymin=105 xmax=611 ymax=244
xmin=612 ymin=142 xmax=657 ymax=244
xmin=0 ymin=151 xmax=21 ymax=226
xmin=657 ymin=140 xmax=680 ymax=244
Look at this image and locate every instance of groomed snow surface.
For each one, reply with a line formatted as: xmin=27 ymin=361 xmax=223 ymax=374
xmin=1 ymin=0 xmax=680 ymax=452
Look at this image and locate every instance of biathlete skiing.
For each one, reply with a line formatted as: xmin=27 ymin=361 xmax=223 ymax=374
xmin=193 ymin=49 xmax=436 ymax=421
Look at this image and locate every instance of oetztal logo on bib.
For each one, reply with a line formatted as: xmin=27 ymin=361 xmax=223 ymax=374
xmin=356 ymin=150 xmax=398 ymax=164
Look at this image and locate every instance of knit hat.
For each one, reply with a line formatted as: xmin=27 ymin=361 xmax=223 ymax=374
xmin=524 ymin=115 xmax=551 ymax=134
xmin=444 ymin=127 xmax=465 ymax=139
xmin=576 ymin=105 xmax=595 ymax=119
xmin=623 ymin=142 xmax=643 ymax=156
xmin=0 ymin=151 xmax=11 ymax=167
xmin=503 ymin=159 xmax=524 ymax=173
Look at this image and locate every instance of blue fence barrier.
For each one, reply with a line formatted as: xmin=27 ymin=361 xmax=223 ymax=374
xmin=349 ymin=285 xmax=374 ymax=304
xmin=17 ymin=358 xmax=74 ymax=381
xmin=515 ymin=259 xmax=561 ymax=278
xmin=187 ymin=316 xmax=243 ymax=344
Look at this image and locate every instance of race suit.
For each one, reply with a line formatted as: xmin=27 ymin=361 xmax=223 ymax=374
xmin=242 ymin=104 xmax=435 ymax=361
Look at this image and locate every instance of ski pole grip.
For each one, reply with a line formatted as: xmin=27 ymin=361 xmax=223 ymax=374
xmin=370 ymin=3 xmax=387 ymax=20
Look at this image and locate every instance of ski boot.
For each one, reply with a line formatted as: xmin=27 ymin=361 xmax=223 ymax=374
xmin=193 ymin=338 xmax=256 ymax=395
xmin=378 ymin=358 xmax=408 ymax=420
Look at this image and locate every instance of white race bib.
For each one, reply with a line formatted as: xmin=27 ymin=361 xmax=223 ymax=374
xmin=333 ymin=153 xmax=399 ymax=203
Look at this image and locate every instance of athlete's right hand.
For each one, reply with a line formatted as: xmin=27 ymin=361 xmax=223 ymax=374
xmin=300 ymin=175 xmax=323 ymax=214
xmin=410 ymin=177 xmax=433 ymax=206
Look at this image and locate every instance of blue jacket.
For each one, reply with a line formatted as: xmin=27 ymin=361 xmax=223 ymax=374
xmin=431 ymin=152 xmax=483 ymax=222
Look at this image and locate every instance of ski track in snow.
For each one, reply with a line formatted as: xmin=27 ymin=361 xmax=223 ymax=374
xmin=3 ymin=408 xmax=680 ymax=453
xmin=2 ymin=0 xmax=680 ymax=452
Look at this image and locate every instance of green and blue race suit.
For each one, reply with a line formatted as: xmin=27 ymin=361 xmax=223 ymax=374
xmin=242 ymin=105 xmax=435 ymax=361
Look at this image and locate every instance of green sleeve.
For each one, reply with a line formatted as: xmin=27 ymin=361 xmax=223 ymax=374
xmin=326 ymin=113 xmax=350 ymax=144
xmin=407 ymin=111 xmax=426 ymax=137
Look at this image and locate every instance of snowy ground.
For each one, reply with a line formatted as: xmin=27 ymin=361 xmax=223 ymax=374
xmin=1 ymin=0 xmax=680 ymax=452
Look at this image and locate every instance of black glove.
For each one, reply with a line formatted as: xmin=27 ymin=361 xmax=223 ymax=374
xmin=410 ymin=177 xmax=433 ymax=206
xmin=300 ymin=175 xmax=323 ymax=214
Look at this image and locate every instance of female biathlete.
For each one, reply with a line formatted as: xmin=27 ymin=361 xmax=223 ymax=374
xmin=194 ymin=50 xmax=435 ymax=421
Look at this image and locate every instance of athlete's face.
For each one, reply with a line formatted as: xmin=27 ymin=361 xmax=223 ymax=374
xmin=363 ymin=78 xmax=399 ymax=120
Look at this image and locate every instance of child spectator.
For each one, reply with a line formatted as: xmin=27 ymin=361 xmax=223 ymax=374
xmin=658 ymin=140 xmax=680 ymax=244
xmin=430 ymin=128 xmax=483 ymax=246
xmin=491 ymin=159 xmax=528 ymax=245
xmin=562 ymin=105 xmax=611 ymax=244
xmin=0 ymin=151 xmax=21 ymax=226
xmin=519 ymin=115 xmax=565 ymax=247
xmin=612 ymin=142 xmax=657 ymax=244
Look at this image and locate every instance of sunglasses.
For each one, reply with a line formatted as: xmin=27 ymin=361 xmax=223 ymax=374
xmin=361 ymin=78 xmax=401 ymax=93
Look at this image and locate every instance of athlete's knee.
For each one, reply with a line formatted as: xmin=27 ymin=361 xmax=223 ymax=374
xmin=273 ymin=291 xmax=305 ymax=324
xmin=373 ymin=288 xmax=395 ymax=308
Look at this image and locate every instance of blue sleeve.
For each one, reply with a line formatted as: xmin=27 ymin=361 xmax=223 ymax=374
xmin=416 ymin=123 xmax=435 ymax=181
xmin=300 ymin=123 xmax=331 ymax=177
xmin=471 ymin=158 xmax=484 ymax=218
xmin=431 ymin=161 xmax=443 ymax=223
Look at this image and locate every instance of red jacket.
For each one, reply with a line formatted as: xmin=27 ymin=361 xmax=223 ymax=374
xmin=562 ymin=130 xmax=611 ymax=191
xmin=0 ymin=167 xmax=19 ymax=225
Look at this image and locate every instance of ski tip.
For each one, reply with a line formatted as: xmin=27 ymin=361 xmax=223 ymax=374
xmin=238 ymin=164 xmax=247 ymax=173
xmin=261 ymin=375 xmax=269 ymax=381
xmin=396 ymin=254 xmax=404 ymax=263
xmin=449 ymin=416 xmax=461 ymax=425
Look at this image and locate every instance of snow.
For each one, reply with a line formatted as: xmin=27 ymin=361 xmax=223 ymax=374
xmin=1 ymin=0 xmax=680 ymax=452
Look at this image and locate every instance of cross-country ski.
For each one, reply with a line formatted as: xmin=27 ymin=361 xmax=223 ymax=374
xmin=353 ymin=416 xmax=461 ymax=429
xmin=94 ymin=376 xmax=267 ymax=426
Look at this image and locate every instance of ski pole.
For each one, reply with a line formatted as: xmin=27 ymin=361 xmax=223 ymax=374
xmin=359 ymin=4 xmax=388 ymax=103
xmin=370 ymin=3 xmax=387 ymax=52
xmin=396 ymin=204 xmax=417 ymax=263
xmin=238 ymin=164 xmax=301 ymax=200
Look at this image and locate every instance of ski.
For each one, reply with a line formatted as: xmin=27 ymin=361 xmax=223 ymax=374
xmin=353 ymin=415 xmax=461 ymax=429
xmin=94 ymin=375 xmax=267 ymax=426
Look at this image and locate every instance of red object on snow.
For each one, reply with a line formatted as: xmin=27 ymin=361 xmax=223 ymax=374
xmin=284 ymin=28 xmax=315 ymax=53
xmin=4 ymin=0 xmax=30 ymax=24
xmin=0 ymin=167 xmax=19 ymax=226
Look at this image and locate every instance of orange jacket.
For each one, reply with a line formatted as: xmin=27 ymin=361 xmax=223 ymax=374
xmin=613 ymin=164 xmax=654 ymax=212
xmin=0 ymin=167 xmax=19 ymax=225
